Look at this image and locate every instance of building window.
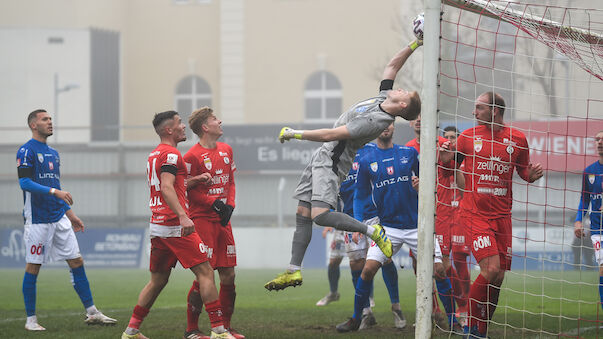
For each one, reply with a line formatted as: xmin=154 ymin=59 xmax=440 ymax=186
xmin=175 ymin=75 xmax=211 ymax=138
xmin=304 ymin=71 xmax=342 ymax=122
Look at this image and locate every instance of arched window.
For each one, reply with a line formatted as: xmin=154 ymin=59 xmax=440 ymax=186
xmin=304 ymin=71 xmax=342 ymax=122
xmin=175 ymin=75 xmax=211 ymax=137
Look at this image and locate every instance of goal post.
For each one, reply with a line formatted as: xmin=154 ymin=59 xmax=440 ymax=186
xmin=416 ymin=0 xmax=603 ymax=338
xmin=415 ymin=0 xmax=441 ymax=337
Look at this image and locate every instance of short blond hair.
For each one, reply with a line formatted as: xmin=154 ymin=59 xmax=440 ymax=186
xmin=189 ymin=106 xmax=214 ymax=136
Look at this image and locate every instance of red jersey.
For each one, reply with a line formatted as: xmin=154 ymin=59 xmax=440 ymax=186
xmin=184 ymin=142 xmax=236 ymax=221
xmin=436 ymin=160 xmax=462 ymax=219
xmin=405 ymin=136 xmax=447 ymax=153
xmin=406 ymin=136 xmax=460 ymax=218
xmin=147 ymin=144 xmax=188 ymax=226
xmin=456 ymin=125 xmax=530 ymax=217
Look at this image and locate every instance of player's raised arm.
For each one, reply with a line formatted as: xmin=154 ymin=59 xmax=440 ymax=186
xmin=278 ymin=125 xmax=351 ymax=143
xmin=382 ymin=14 xmax=423 ymax=81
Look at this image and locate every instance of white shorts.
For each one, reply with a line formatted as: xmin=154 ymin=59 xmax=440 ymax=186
xmin=329 ymin=230 xmax=346 ymax=259
xmin=367 ymin=226 xmax=443 ymax=264
xmin=591 ymin=234 xmax=603 ymax=266
xmin=24 ymin=215 xmax=81 ymax=264
xmin=343 ymin=217 xmax=378 ymax=261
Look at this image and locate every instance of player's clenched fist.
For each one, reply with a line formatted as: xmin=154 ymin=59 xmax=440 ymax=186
xmin=278 ymin=127 xmax=303 ymax=143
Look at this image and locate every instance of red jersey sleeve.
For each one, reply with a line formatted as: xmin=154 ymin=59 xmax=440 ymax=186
xmin=225 ymin=145 xmax=236 ymax=207
xmin=513 ymin=133 xmax=532 ymax=182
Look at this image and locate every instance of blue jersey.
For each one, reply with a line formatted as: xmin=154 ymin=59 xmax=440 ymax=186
xmin=576 ymin=160 xmax=603 ymax=234
xmin=339 ymin=144 xmax=378 ymax=219
xmin=355 ymin=144 xmax=419 ymax=229
xmin=16 ymin=139 xmax=69 ymax=224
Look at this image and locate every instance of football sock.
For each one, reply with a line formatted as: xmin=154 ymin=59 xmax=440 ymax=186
xmin=290 ymin=214 xmax=313 ymax=267
xmin=205 ymin=299 xmax=225 ymax=331
xmin=468 ymin=274 xmax=489 ymax=333
xmin=127 ymin=304 xmax=150 ymax=330
xmin=70 ymin=265 xmax=94 ymax=309
xmin=313 ymin=210 xmax=368 ymax=234
xmin=328 ymin=262 xmax=340 ymax=294
xmin=351 ymin=269 xmax=361 ymax=289
xmin=382 ymin=261 xmax=399 ymax=304
xmin=22 ymin=272 xmax=37 ymax=317
xmin=453 ymin=252 xmax=471 ymax=298
xmin=599 ymin=276 xmax=603 ymax=312
xmin=436 ymin=277 xmax=456 ymax=325
xmin=186 ymin=280 xmax=202 ymax=332
xmin=352 ymin=277 xmax=372 ymax=320
xmin=485 ymin=281 xmax=501 ymax=333
xmin=219 ymin=283 xmax=236 ymax=328
xmin=447 ymin=265 xmax=466 ymax=308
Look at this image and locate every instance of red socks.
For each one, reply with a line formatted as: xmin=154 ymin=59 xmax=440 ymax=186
xmin=127 ymin=305 xmax=150 ymax=330
xmin=186 ymin=280 xmax=203 ymax=332
xmin=219 ymin=283 xmax=236 ymax=328
xmin=205 ymin=299 xmax=225 ymax=329
xmin=469 ymin=274 xmax=501 ymax=334
xmin=447 ymin=265 xmax=467 ymax=308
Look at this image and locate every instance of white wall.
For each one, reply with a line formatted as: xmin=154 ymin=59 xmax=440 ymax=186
xmin=0 ymin=28 xmax=90 ymax=143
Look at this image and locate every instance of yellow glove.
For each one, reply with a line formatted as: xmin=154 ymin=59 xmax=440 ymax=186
xmin=278 ymin=127 xmax=303 ymax=143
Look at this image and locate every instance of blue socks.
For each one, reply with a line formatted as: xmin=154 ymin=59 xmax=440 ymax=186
xmin=599 ymin=276 xmax=603 ymax=312
xmin=22 ymin=272 xmax=37 ymax=317
xmin=70 ymin=265 xmax=94 ymax=309
xmin=351 ymin=269 xmax=362 ymax=289
xmin=382 ymin=261 xmax=399 ymax=304
xmin=436 ymin=277 xmax=456 ymax=324
xmin=328 ymin=263 xmax=340 ymax=294
xmin=353 ymin=277 xmax=372 ymax=320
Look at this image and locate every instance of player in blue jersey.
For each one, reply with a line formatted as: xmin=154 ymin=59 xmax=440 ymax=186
xmin=574 ymin=130 xmax=603 ymax=311
xmin=16 ymin=109 xmax=116 ymax=331
xmin=336 ymin=123 xmax=443 ymax=332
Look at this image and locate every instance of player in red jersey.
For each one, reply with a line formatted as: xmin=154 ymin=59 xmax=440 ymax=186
xmin=438 ymin=126 xmax=470 ymax=329
xmin=183 ymin=107 xmax=244 ymax=339
xmin=442 ymin=92 xmax=543 ymax=338
xmin=406 ymin=116 xmax=460 ymax=331
xmin=122 ymin=111 xmax=234 ymax=339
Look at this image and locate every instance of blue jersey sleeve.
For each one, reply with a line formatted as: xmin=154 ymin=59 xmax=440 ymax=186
xmin=354 ymin=156 xmax=372 ymax=221
xmin=19 ymin=177 xmax=52 ymax=195
xmin=576 ymin=171 xmax=589 ymax=222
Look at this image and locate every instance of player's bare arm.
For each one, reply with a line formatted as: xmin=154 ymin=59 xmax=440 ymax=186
xmin=52 ymin=188 xmax=74 ymax=206
xmin=186 ymin=172 xmax=212 ymax=190
xmin=279 ymin=125 xmax=351 ymax=143
xmin=321 ymin=227 xmax=333 ymax=238
xmin=438 ymin=140 xmax=455 ymax=164
xmin=574 ymin=220 xmax=585 ymax=238
xmin=160 ymin=171 xmax=194 ymax=235
xmin=382 ymin=45 xmax=416 ymax=81
xmin=517 ymin=163 xmax=544 ymax=183
xmin=65 ymin=209 xmax=85 ymax=232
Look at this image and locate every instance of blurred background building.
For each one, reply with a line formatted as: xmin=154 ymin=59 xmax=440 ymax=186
xmin=0 ymin=0 xmax=600 ymax=268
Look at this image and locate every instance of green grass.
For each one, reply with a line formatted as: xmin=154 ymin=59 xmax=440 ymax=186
xmin=1 ymin=268 xmax=602 ymax=338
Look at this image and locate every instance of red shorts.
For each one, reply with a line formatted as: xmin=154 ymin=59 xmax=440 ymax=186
xmin=435 ymin=213 xmax=453 ymax=256
xmin=451 ymin=212 xmax=471 ymax=255
xmin=149 ymin=232 xmax=208 ymax=272
xmin=193 ymin=217 xmax=237 ymax=269
xmin=463 ymin=211 xmax=512 ymax=270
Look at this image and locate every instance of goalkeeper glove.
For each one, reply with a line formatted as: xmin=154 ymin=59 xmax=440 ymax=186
xmin=409 ymin=38 xmax=423 ymax=52
xmin=278 ymin=127 xmax=303 ymax=143
xmin=212 ymin=199 xmax=234 ymax=226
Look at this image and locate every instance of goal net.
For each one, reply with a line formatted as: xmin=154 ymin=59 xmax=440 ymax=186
xmin=435 ymin=0 xmax=603 ymax=337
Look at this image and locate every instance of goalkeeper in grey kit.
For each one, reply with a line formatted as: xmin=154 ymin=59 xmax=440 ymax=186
xmin=264 ymin=31 xmax=424 ymax=291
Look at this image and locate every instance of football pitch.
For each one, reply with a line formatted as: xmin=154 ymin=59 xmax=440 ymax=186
xmin=1 ymin=268 xmax=602 ymax=338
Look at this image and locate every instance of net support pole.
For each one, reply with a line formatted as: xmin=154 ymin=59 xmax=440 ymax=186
xmin=415 ymin=0 xmax=440 ymax=338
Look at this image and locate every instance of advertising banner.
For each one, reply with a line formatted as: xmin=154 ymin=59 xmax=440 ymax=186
xmin=0 ymin=228 xmax=146 ymax=268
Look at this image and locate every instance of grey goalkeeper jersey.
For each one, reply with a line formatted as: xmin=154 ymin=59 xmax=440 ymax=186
xmin=318 ymin=90 xmax=395 ymax=183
